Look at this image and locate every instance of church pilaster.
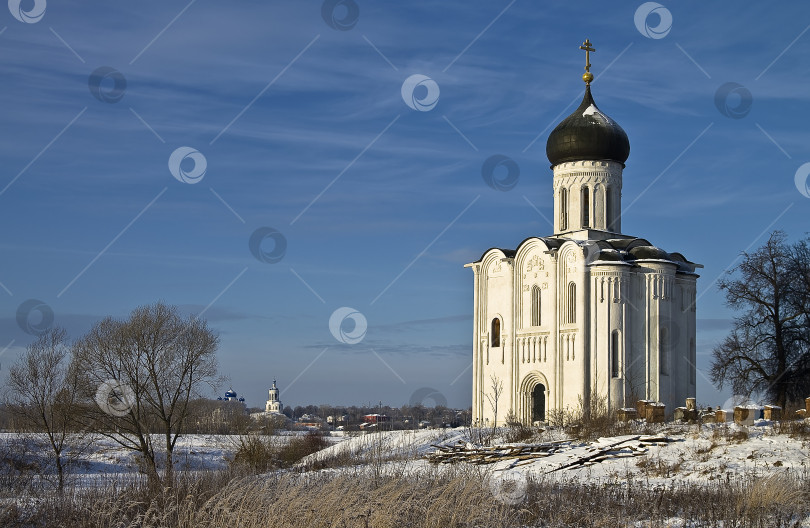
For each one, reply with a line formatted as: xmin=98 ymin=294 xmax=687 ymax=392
xmin=471 ymin=264 xmax=481 ymax=423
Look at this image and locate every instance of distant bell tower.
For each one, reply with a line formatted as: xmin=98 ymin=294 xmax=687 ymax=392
xmin=546 ymin=39 xmax=629 ymax=239
xmin=265 ymin=379 xmax=282 ymax=414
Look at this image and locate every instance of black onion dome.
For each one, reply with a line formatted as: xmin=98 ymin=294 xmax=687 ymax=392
xmin=546 ymin=85 xmax=630 ymax=167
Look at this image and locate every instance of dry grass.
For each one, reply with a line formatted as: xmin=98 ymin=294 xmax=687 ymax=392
xmin=193 ymin=467 xmax=518 ymax=528
xmin=774 ymin=418 xmax=810 ymax=439
xmin=636 ymin=455 xmax=683 ymax=478
xmin=3 ymin=464 xmax=810 ymax=528
xmin=737 ymin=474 xmax=806 ymax=516
xmin=689 ymin=438 xmax=720 ymax=462
xmin=729 ymin=428 xmax=750 ymax=443
xmin=711 ymin=423 xmax=750 ymax=443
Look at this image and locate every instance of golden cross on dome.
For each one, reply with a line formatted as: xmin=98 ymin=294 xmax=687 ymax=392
xmin=579 ymin=39 xmax=595 ymax=84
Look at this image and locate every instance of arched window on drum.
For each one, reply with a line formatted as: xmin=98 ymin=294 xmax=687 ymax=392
xmin=581 ymin=186 xmax=590 ymax=228
xmin=560 ymin=187 xmax=569 ymax=230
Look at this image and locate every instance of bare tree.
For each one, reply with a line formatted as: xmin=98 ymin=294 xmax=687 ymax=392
xmin=5 ymin=327 xmax=82 ymax=491
xmin=73 ymin=302 xmax=219 ymax=489
xmin=485 ymin=374 xmax=504 ymax=429
xmin=711 ymin=231 xmax=810 ymax=409
xmin=788 ymin=236 xmax=810 ymax=356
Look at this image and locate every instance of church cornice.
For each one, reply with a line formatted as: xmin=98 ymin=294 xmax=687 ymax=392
xmin=552 ymin=160 xmax=623 ymax=171
xmin=552 ymin=173 xmax=622 ymax=190
xmin=516 ymin=330 xmax=551 ymax=337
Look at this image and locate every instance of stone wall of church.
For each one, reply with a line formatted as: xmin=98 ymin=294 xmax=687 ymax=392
xmin=641 ymin=263 xmax=696 ymax=412
xmin=556 ymin=242 xmax=587 ymax=412
xmin=590 ymin=267 xmax=632 ymax=409
xmin=472 ymin=242 xmax=698 ymax=425
xmin=473 ymin=239 xmax=593 ymax=426
xmin=471 ymin=249 xmax=516 ymax=426
xmin=514 ymin=239 xmax=558 ymax=424
xmin=590 ymin=263 xmax=698 ymax=414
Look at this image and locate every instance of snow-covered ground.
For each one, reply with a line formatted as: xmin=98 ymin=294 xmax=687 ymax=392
xmin=2 ymin=421 xmax=808 ymax=489
xmin=301 ymin=421 xmax=810 ymax=487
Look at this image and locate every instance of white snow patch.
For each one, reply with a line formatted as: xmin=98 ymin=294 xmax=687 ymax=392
xmin=582 ymin=104 xmax=606 ymax=119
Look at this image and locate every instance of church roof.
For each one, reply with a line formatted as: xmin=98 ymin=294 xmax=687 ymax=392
xmin=472 ymin=237 xmax=565 ymax=264
xmin=588 ymin=238 xmax=700 ymax=274
xmin=545 ymin=85 xmax=630 ymax=167
xmin=471 ymin=236 xmax=699 ymax=275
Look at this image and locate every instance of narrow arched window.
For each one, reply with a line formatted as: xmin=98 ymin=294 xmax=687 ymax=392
xmin=605 ymin=187 xmax=612 ymax=231
xmin=531 ymin=285 xmax=541 ymax=326
xmin=611 ymin=331 xmax=620 ymax=378
xmin=567 ymin=282 xmax=576 ymax=324
xmin=582 ymin=187 xmax=590 ymax=228
xmin=491 ymin=318 xmax=501 ymax=348
xmin=689 ymin=338 xmax=696 ymax=385
xmin=560 ymin=188 xmax=568 ymax=231
xmin=659 ymin=326 xmax=669 ymax=375
xmin=594 ymin=186 xmax=604 ymax=229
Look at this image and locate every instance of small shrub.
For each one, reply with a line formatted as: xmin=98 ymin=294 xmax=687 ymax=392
xmin=730 ymin=428 xmax=749 ymax=443
xmin=560 ymin=389 xmax=628 ymax=441
xmin=712 ymin=424 xmax=729 ymax=441
xmin=546 ymin=408 xmax=568 ymax=429
xmin=503 ymin=411 xmax=536 ymax=443
xmin=230 ymin=434 xmax=278 ymax=472
xmin=0 ymin=438 xmax=40 ymax=495
xmin=277 ymin=432 xmax=329 ymax=466
xmin=775 ymin=418 xmax=810 ymax=439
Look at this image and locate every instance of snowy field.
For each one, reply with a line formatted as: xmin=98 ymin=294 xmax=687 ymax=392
xmin=1 ymin=421 xmax=808 ymax=489
xmin=0 ymin=431 xmax=343 ymax=488
xmin=301 ymin=421 xmax=810 ymax=487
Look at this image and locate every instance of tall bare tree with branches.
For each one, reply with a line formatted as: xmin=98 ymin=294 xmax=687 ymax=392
xmin=711 ymin=231 xmax=810 ymax=409
xmin=73 ymin=302 xmax=219 ymax=489
xmin=5 ymin=327 xmax=82 ymax=491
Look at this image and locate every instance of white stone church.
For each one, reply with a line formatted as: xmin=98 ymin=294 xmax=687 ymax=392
xmin=265 ymin=379 xmax=283 ymax=414
xmin=468 ymin=42 xmax=700 ymax=426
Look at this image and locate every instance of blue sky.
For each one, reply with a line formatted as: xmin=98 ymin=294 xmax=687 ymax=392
xmin=1 ymin=1 xmax=809 ymax=410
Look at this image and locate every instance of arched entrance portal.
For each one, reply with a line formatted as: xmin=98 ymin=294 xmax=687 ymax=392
xmin=520 ymin=372 xmax=549 ymax=426
xmin=531 ymin=384 xmax=546 ymax=422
